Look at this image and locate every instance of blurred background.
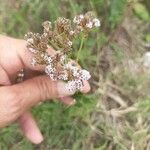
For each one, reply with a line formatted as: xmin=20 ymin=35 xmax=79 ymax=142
xmin=0 ymin=0 xmax=150 ymax=149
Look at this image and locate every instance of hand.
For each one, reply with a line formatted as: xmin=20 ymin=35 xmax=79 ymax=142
xmin=0 ymin=35 xmax=90 ymax=144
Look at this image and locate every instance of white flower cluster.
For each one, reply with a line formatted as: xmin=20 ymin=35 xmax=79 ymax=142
xmin=26 ymin=12 xmax=95 ymax=93
xmin=64 ymin=62 xmax=91 ymax=92
xmin=73 ymin=14 xmax=101 ymax=29
xmin=58 ymin=71 xmax=68 ymax=80
xmin=27 ymin=43 xmax=91 ymax=93
xmin=66 ymin=80 xmax=83 ymax=93
xmin=67 ymin=41 xmax=73 ymax=47
xmin=45 ymin=64 xmax=57 ymax=80
xmin=86 ymin=18 xmax=100 ymax=28
xmin=27 ymin=38 xmax=34 ymax=44
xmin=31 ymin=58 xmax=37 ymax=66
xmin=44 ymin=60 xmax=91 ymax=92
xmin=92 ymin=18 xmax=101 ymax=27
xmin=43 ymin=53 xmax=53 ymax=63
xmin=28 ymin=47 xmax=37 ymax=53
xmin=69 ymin=30 xmax=75 ymax=36
xmin=73 ymin=14 xmax=84 ymax=24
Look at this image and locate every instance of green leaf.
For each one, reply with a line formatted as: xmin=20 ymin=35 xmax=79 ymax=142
xmin=145 ymin=34 xmax=150 ymax=42
xmin=133 ymin=3 xmax=150 ymax=21
xmin=109 ymin=0 xmax=127 ymax=28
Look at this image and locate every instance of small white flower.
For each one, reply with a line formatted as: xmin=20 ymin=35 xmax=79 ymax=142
xmin=67 ymin=41 xmax=73 ymax=46
xmin=43 ymin=55 xmax=48 ymax=61
xmin=77 ymin=26 xmax=83 ymax=31
xmin=93 ymin=18 xmax=100 ymax=27
xmin=47 ymin=57 xmax=53 ymax=63
xmin=27 ymin=38 xmax=34 ymax=44
xmin=64 ymin=62 xmax=74 ymax=70
xmin=43 ymin=32 xmax=48 ymax=37
xmin=31 ymin=58 xmax=37 ymax=66
xmin=60 ymin=55 xmax=66 ymax=63
xmin=41 ymin=54 xmax=45 ymax=57
xmin=65 ymin=79 xmax=84 ymax=92
xmin=73 ymin=14 xmax=84 ymax=24
xmin=75 ymin=79 xmax=83 ymax=90
xmin=66 ymin=80 xmax=77 ymax=92
xmin=44 ymin=55 xmax=53 ymax=63
xmin=49 ymin=73 xmax=57 ymax=81
xmin=79 ymin=69 xmax=91 ymax=80
xmin=86 ymin=22 xmax=93 ymax=29
xmin=73 ymin=16 xmax=79 ymax=24
xmin=58 ymin=72 xmax=68 ymax=80
xmin=28 ymin=48 xmax=37 ymax=53
xmin=69 ymin=30 xmax=75 ymax=35
xmin=72 ymin=68 xmax=80 ymax=77
xmin=45 ymin=65 xmax=56 ymax=75
xmin=79 ymin=14 xmax=84 ymax=20
xmin=63 ymin=75 xmax=68 ymax=80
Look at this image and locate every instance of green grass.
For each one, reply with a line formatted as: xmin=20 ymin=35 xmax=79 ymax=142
xmin=0 ymin=0 xmax=150 ymax=149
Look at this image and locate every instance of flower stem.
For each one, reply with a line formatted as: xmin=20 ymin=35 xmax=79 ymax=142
xmin=77 ymin=36 xmax=84 ymax=62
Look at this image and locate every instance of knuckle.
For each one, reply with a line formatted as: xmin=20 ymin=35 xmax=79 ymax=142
xmin=35 ymin=76 xmax=57 ymax=100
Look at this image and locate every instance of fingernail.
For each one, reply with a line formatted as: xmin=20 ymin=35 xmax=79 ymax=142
xmin=70 ymin=99 xmax=76 ymax=105
xmin=57 ymin=82 xmax=76 ymax=97
xmin=66 ymin=99 xmax=76 ymax=108
xmin=25 ymin=128 xmax=44 ymax=144
xmin=37 ymin=102 xmax=42 ymax=106
xmin=31 ymin=134 xmax=44 ymax=144
xmin=80 ymin=81 xmax=91 ymax=93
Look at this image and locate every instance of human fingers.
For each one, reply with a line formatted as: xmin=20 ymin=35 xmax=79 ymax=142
xmin=0 ymin=75 xmax=75 ymax=127
xmin=2 ymin=37 xmax=90 ymax=94
xmin=19 ymin=112 xmax=43 ymax=144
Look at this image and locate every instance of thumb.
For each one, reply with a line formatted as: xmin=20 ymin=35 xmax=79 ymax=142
xmin=11 ymin=75 xmax=75 ymax=113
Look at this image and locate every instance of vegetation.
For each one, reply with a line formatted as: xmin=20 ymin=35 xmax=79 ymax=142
xmin=0 ymin=0 xmax=149 ymax=149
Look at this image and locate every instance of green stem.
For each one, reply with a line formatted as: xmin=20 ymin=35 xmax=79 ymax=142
xmin=49 ymin=40 xmax=61 ymax=51
xmin=77 ymin=36 xmax=84 ymax=62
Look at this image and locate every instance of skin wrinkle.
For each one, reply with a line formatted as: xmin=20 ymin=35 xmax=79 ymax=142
xmin=0 ymin=64 xmax=11 ymax=85
xmin=12 ymin=84 xmax=32 ymax=113
xmin=21 ymin=89 xmax=35 ymax=112
xmin=11 ymin=76 xmax=50 ymax=111
xmin=0 ymin=88 xmax=21 ymax=127
xmin=34 ymin=76 xmax=49 ymax=101
xmin=30 ymin=76 xmax=57 ymax=101
xmin=43 ymin=80 xmax=58 ymax=100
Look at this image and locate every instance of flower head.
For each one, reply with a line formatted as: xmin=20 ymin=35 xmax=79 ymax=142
xmin=93 ymin=18 xmax=101 ymax=27
xmin=25 ymin=12 xmax=100 ymax=92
